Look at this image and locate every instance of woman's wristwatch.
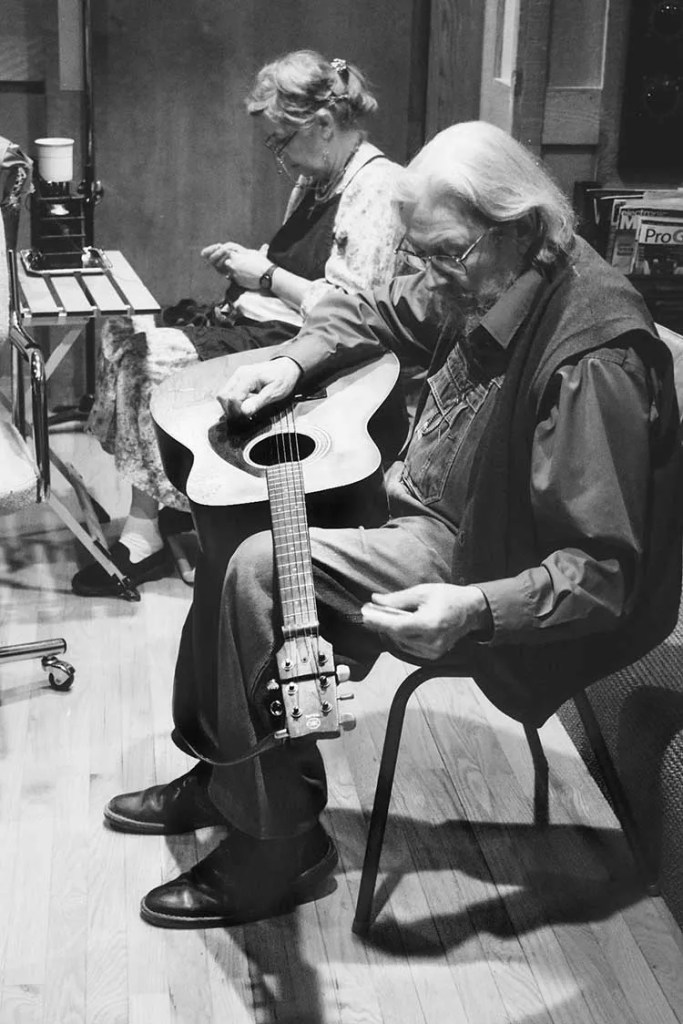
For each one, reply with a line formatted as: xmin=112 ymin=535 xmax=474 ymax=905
xmin=259 ymin=263 xmax=278 ymax=293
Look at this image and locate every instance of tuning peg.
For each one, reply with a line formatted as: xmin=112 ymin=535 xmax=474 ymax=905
xmin=340 ymin=712 xmax=356 ymax=731
xmin=338 ymin=691 xmax=354 ymax=701
xmin=336 ymin=664 xmax=351 ymax=683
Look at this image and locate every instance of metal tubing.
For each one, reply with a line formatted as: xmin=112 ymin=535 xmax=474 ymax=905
xmin=523 ymin=724 xmax=549 ymax=827
xmin=353 ymin=666 xmax=450 ymax=935
xmin=0 ymin=638 xmax=66 ymax=664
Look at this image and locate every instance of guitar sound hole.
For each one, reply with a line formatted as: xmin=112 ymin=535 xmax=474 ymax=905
xmin=249 ymin=432 xmax=316 ymax=467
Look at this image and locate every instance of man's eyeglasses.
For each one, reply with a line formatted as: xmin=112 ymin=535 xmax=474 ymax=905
xmin=396 ymin=229 xmax=490 ymax=274
xmin=264 ymin=129 xmax=298 ymax=176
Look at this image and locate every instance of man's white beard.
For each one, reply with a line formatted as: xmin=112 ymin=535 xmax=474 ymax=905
xmin=429 ymin=268 xmax=518 ymax=334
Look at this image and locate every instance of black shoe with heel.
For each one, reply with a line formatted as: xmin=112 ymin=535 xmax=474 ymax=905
xmin=71 ymin=541 xmax=172 ymax=598
xmin=140 ymin=823 xmax=338 ymax=928
xmin=104 ymin=761 xmax=226 ymax=834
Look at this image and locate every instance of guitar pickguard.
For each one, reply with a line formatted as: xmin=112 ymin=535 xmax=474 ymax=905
xmin=206 ymin=416 xmax=264 ymax=479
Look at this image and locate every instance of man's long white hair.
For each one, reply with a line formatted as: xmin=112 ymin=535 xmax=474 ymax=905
xmin=398 ymin=121 xmax=576 ymax=266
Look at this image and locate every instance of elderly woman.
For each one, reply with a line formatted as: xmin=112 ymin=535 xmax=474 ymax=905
xmin=74 ymin=50 xmax=404 ymax=597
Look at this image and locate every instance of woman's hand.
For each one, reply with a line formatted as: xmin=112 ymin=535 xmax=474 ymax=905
xmin=216 ymin=357 xmax=302 ymax=421
xmin=201 ymin=242 xmax=271 ymax=290
xmin=361 ymin=583 xmax=492 ymax=660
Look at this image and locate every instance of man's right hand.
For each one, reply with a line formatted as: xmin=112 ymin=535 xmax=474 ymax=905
xmin=216 ymin=357 xmax=302 ymax=420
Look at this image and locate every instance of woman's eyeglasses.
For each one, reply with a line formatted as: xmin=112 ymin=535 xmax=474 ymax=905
xmin=396 ymin=229 xmax=490 ymax=273
xmin=264 ymin=129 xmax=298 ymax=176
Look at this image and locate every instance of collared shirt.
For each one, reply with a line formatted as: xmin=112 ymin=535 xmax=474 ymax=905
xmin=280 ymin=263 xmax=657 ymax=648
xmin=391 ymin=269 xmax=546 ymax=529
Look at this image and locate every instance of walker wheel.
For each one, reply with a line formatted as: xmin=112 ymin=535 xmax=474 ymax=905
xmin=42 ymin=655 xmax=75 ymax=691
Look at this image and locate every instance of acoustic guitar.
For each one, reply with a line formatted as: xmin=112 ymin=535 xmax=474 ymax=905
xmin=150 ymin=344 xmax=403 ymax=743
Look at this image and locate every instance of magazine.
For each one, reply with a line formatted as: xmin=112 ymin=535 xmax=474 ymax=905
xmin=609 ymin=192 xmax=683 ymax=275
xmin=632 ymin=215 xmax=683 ymax=276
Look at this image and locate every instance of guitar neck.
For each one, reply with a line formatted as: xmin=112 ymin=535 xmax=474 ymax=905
xmin=266 ymin=438 xmax=318 ymax=640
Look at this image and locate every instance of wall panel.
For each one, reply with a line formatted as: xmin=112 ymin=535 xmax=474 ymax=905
xmin=425 ymin=0 xmax=486 ymax=139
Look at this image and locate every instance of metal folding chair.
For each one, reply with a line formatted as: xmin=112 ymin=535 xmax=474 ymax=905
xmin=352 ymin=662 xmax=659 ymax=936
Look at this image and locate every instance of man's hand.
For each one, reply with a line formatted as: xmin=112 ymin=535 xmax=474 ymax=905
xmin=361 ymin=583 xmax=492 ymax=660
xmin=216 ymin=357 xmax=302 ymax=420
xmin=201 ymin=242 xmax=271 ymax=289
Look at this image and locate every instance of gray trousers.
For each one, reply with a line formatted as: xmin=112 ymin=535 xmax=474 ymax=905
xmin=172 ymin=500 xmax=459 ymax=839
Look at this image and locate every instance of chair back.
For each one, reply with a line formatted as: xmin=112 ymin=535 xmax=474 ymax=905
xmin=656 ymin=322 xmax=683 ymax=424
xmin=0 ymin=135 xmax=32 ymax=253
xmin=0 ymin=174 xmax=51 ymax=511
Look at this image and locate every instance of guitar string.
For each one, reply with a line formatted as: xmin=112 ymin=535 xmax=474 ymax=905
xmin=272 ymin=402 xmax=318 ymax=693
xmin=277 ymin=403 xmax=309 ymax=690
xmin=283 ymin=403 xmax=318 ymax=676
xmin=286 ymin=403 xmax=318 ymax=656
xmin=270 ymin=403 xmax=303 ymax=692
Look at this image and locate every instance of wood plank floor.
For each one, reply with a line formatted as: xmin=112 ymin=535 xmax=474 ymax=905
xmin=2 ymin=429 xmax=683 ymax=1023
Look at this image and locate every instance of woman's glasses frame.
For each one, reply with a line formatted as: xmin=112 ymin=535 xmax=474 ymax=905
xmin=395 ymin=228 xmax=491 ymax=274
xmin=264 ymin=129 xmax=299 ymax=176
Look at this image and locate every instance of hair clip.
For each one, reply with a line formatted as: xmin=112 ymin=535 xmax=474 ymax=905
xmin=330 ymin=58 xmax=349 ymax=81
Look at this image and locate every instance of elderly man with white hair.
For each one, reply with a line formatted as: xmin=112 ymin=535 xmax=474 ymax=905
xmin=106 ymin=121 xmax=682 ymax=929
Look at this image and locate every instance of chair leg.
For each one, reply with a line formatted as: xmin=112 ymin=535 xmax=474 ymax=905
xmin=0 ymin=638 xmax=74 ymax=690
xmin=352 ymin=666 xmax=433 ymax=935
xmin=524 ymin=724 xmax=549 ymax=827
xmin=167 ymin=532 xmax=196 ymax=586
xmin=572 ymin=690 xmax=659 ymax=894
xmin=0 ymin=638 xmax=66 ymax=664
xmin=46 ymin=490 xmax=140 ymax=601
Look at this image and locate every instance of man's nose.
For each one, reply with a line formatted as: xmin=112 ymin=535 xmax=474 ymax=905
xmin=424 ymin=260 xmax=450 ymax=290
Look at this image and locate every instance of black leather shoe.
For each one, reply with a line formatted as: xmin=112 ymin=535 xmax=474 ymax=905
xmin=104 ymin=761 xmax=226 ymax=834
xmin=72 ymin=541 xmax=172 ymax=598
xmin=140 ymin=823 xmax=338 ymax=928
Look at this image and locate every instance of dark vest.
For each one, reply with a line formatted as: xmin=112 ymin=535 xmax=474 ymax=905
xmin=461 ymin=239 xmax=683 ymax=726
xmin=267 ymin=189 xmax=340 ymax=279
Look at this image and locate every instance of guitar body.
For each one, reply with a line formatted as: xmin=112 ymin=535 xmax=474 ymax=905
xmin=150 ymin=343 xmax=404 ymax=507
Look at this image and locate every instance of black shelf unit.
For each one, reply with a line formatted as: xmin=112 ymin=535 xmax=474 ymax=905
xmin=29 ymin=180 xmax=87 ymax=271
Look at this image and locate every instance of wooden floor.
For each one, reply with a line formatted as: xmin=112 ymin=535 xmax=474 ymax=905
xmin=2 ymin=431 xmax=683 ymax=1024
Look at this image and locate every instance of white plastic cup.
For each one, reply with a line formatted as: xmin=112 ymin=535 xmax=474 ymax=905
xmin=34 ymin=137 xmax=75 ymax=182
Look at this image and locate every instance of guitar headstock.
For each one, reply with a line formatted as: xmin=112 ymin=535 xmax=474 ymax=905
xmin=270 ymin=635 xmax=354 ymax=741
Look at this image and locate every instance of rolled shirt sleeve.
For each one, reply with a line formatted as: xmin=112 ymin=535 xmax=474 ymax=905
xmin=277 ymin=273 xmax=441 ymax=384
xmin=477 ymin=345 xmax=653 ymax=644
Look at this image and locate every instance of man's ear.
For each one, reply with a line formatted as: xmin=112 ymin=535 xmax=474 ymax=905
xmin=516 ymin=210 xmax=539 ymax=245
xmin=314 ymin=109 xmax=335 ymax=140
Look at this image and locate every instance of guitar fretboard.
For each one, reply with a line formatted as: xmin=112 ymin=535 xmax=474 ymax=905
xmin=266 ymin=415 xmax=319 ymax=639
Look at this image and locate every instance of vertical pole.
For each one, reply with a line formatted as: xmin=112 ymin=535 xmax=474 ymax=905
xmin=81 ymin=0 xmax=95 ymax=248
xmin=81 ymin=0 xmax=97 ymax=400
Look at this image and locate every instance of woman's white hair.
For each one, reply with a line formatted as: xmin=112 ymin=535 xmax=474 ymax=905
xmin=398 ymin=121 xmax=576 ymax=266
xmin=246 ymin=50 xmax=377 ymax=130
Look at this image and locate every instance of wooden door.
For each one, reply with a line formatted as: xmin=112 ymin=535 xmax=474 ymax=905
xmin=479 ymin=0 xmax=553 ymax=152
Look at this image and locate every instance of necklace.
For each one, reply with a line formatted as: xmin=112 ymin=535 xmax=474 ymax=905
xmin=312 ymin=134 xmax=363 ymax=204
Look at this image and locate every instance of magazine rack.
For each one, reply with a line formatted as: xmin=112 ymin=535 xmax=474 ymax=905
xmin=574 ymin=181 xmax=683 ymax=333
